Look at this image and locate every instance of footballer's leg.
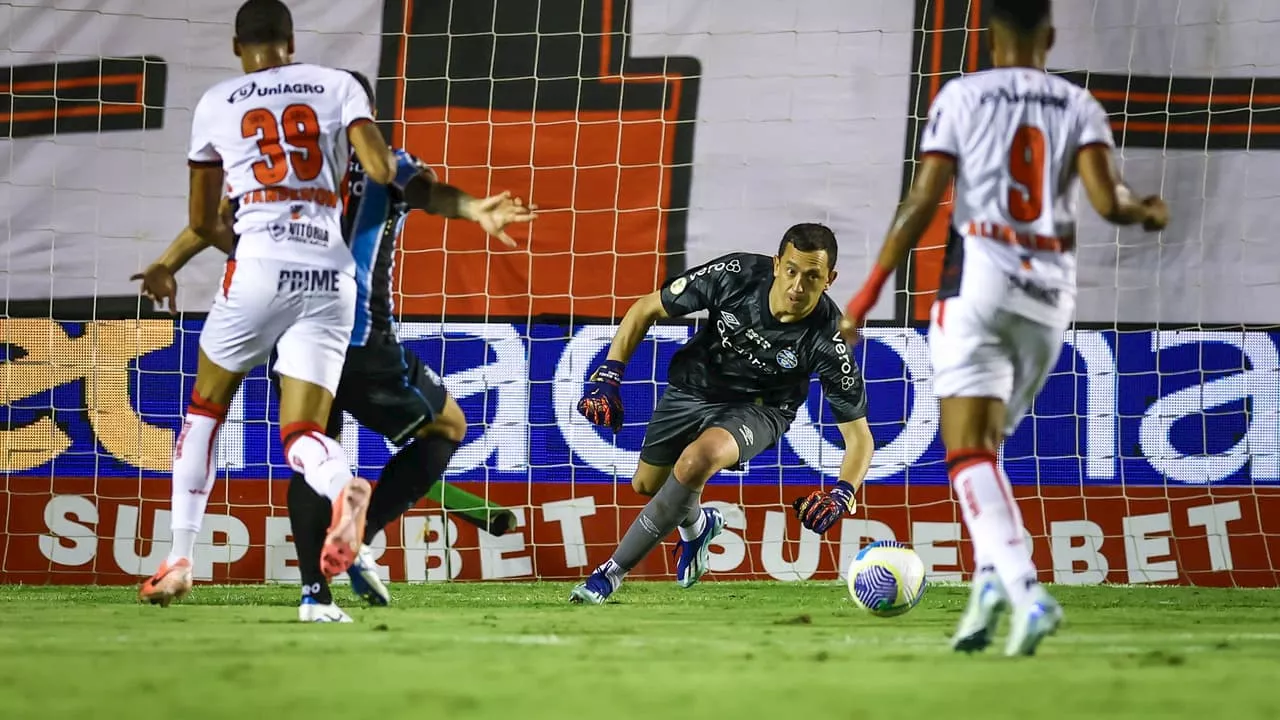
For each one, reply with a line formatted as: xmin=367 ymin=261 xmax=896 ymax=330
xmin=140 ymin=259 xmax=279 ymax=606
xmin=571 ymin=392 xmax=740 ymax=604
xmin=933 ymin=301 xmax=1058 ymax=655
xmin=996 ymin=314 xmax=1066 ymax=656
xmin=139 ymin=352 xmax=244 ymax=606
xmin=929 ymin=298 xmax=1016 ymax=651
xmin=273 ymin=271 xmax=371 ymax=582
xmin=285 ymin=395 xmax=353 ymax=621
xmin=669 ymin=403 xmax=786 ymax=588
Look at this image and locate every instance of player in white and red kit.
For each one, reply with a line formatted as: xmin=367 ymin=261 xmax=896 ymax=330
xmin=135 ymin=0 xmax=399 ymax=613
xmin=842 ymin=0 xmax=1168 ymax=656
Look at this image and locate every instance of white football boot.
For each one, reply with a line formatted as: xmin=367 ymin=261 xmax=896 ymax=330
xmin=1004 ymin=584 xmax=1063 ymax=657
xmin=950 ymin=570 xmax=1008 ymax=653
xmin=298 ymin=597 xmax=353 ymax=623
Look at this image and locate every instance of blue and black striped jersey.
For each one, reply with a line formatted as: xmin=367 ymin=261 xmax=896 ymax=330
xmin=340 ymin=149 xmax=433 ymax=347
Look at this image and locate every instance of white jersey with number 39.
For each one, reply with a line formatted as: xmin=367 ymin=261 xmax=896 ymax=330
xmin=922 ymin=68 xmax=1113 ymax=326
xmin=187 ymin=63 xmax=374 ymax=273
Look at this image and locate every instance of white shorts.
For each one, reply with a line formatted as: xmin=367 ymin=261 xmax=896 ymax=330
xmin=928 ymin=295 xmax=1064 ymax=434
xmin=199 ymin=257 xmax=355 ymax=394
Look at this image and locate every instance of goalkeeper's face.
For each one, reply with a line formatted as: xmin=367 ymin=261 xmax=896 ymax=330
xmin=772 ymin=244 xmax=836 ymax=318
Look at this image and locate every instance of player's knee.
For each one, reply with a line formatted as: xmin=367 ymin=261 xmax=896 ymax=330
xmin=416 ymin=396 xmax=466 ymax=444
xmin=631 ymin=475 xmax=662 ymax=496
xmin=674 ymin=432 xmax=738 ymax=488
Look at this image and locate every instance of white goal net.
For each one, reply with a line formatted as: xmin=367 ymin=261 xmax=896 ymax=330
xmin=1 ymin=0 xmax=1277 ymax=588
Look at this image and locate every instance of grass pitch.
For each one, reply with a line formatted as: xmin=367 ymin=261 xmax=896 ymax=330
xmin=0 ymin=582 xmax=1276 ymax=719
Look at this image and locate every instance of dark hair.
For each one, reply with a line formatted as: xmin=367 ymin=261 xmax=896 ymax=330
xmin=777 ymin=223 xmax=838 ymax=270
xmin=991 ymin=0 xmax=1051 ymax=33
xmin=346 ymin=69 xmax=375 ymax=105
xmin=235 ymin=0 xmax=293 ymax=45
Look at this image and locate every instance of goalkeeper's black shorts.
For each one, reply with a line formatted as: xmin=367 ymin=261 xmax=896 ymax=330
xmin=638 ymin=386 xmax=791 ymax=470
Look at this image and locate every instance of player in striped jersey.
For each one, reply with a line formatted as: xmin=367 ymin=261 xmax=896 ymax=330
xmin=842 ymin=0 xmax=1167 ymax=655
xmin=280 ymin=71 xmax=534 ymax=619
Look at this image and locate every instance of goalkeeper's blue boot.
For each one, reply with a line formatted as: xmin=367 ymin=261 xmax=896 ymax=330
xmin=674 ymin=507 xmax=726 ymax=589
xmin=950 ymin=570 xmax=1008 ymax=653
xmin=347 ymin=544 xmax=390 ymax=607
xmin=568 ymin=566 xmax=618 ymax=605
xmin=1004 ymin=585 xmax=1063 ymax=657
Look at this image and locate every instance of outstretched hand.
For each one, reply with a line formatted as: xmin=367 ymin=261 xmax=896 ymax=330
xmin=131 ymin=263 xmax=179 ymax=316
xmin=466 ymin=191 xmax=537 ymax=248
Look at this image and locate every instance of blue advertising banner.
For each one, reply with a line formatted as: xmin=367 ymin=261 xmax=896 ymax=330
xmin=1 ymin=319 xmax=1274 ymax=486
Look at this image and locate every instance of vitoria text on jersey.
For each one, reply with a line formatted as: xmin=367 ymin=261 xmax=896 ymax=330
xmin=187 ymin=63 xmax=374 ymax=273
xmin=658 ymin=253 xmax=867 ymax=423
xmin=921 ymin=67 xmax=1114 ymax=326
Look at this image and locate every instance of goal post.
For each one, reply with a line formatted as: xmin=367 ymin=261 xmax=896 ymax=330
xmin=2 ymin=0 xmax=1279 ymax=588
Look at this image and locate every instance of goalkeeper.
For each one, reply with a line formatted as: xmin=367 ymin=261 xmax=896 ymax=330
xmin=570 ymin=223 xmax=875 ymax=604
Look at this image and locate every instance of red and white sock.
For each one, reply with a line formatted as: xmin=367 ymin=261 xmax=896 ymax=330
xmin=948 ymin=448 xmax=1038 ymax=607
xmin=168 ymin=390 xmax=225 ymax=565
xmin=282 ymin=422 xmax=353 ymax=502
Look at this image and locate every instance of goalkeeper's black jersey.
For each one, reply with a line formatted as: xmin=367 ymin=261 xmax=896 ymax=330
xmin=659 ymin=253 xmax=868 ymax=423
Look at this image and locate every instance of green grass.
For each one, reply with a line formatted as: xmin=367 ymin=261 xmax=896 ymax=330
xmin=0 ymin=582 xmax=1277 ymax=719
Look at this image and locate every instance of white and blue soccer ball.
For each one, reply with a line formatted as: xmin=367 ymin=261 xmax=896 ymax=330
xmin=846 ymin=540 xmax=928 ymax=617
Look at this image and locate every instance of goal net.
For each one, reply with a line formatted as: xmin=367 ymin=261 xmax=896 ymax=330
xmin=2 ymin=0 xmax=1278 ymax=588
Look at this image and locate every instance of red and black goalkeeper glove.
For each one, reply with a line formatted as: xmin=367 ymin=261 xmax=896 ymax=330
xmin=577 ymin=359 xmax=625 ymax=432
xmin=792 ymin=481 xmax=857 ymax=535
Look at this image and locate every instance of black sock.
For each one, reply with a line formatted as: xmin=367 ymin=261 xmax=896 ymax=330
xmin=363 ymin=434 xmax=460 ymax=544
xmin=287 ymin=471 xmax=332 ymax=605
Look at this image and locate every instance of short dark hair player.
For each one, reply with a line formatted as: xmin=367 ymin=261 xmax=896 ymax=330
xmin=571 ymin=223 xmax=876 ymax=604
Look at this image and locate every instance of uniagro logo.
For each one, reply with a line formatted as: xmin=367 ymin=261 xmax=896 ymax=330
xmin=227 ymin=80 xmax=256 ymax=103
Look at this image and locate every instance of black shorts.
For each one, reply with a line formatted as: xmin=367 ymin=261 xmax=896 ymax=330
xmin=638 ymin=386 xmax=792 ymax=469
xmin=272 ymin=331 xmax=449 ymax=445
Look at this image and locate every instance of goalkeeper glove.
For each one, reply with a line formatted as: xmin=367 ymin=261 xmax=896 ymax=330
xmin=576 ymin=359 xmax=625 ymax=432
xmin=792 ymin=481 xmax=857 ymax=535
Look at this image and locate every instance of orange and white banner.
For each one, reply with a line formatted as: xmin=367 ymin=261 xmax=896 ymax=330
xmin=4 ymin=479 xmax=1277 ymax=587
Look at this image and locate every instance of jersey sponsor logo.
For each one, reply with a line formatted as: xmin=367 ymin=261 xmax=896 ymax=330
xmin=277 ymin=268 xmax=341 ymax=293
xmin=776 ymin=348 xmax=798 ymax=369
xmin=830 ymin=332 xmax=857 ymax=387
xmin=227 ymin=80 xmax=326 ymax=104
xmin=268 ymin=220 xmax=331 ymax=247
xmin=719 ymin=311 xmax=740 ymax=329
xmin=1007 ymin=274 xmax=1061 ymax=307
xmin=978 ymin=89 xmax=1069 ymax=110
xmin=687 ymin=258 xmax=742 ymax=286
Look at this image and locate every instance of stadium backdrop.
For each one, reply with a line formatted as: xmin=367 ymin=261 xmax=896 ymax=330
xmin=1 ymin=0 xmax=1278 ymax=586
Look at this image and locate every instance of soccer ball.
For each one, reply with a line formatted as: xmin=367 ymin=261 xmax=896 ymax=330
xmin=846 ymin=540 xmax=927 ymax=617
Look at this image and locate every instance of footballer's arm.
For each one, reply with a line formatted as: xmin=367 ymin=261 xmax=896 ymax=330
xmin=606 ymin=291 xmax=669 ymax=365
xmin=188 ymin=164 xmax=226 ymax=243
xmin=401 ymin=172 xmax=534 ymax=248
xmin=835 ymin=417 xmax=874 ymax=493
xmin=1076 ymin=145 xmax=1168 ymax=230
xmin=348 ymin=121 xmax=396 ymax=185
xmin=841 ymin=153 xmax=955 ymax=340
xmin=870 ymin=153 xmax=956 ymax=277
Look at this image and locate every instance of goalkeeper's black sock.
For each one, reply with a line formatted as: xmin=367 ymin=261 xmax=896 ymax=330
xmin=287 ymin=471 xmax=333 ymax=605
xmin=608 ymin=475 xmax=701 ymax=575
xmin=361 ymin=434 xmax=459 ymax=545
